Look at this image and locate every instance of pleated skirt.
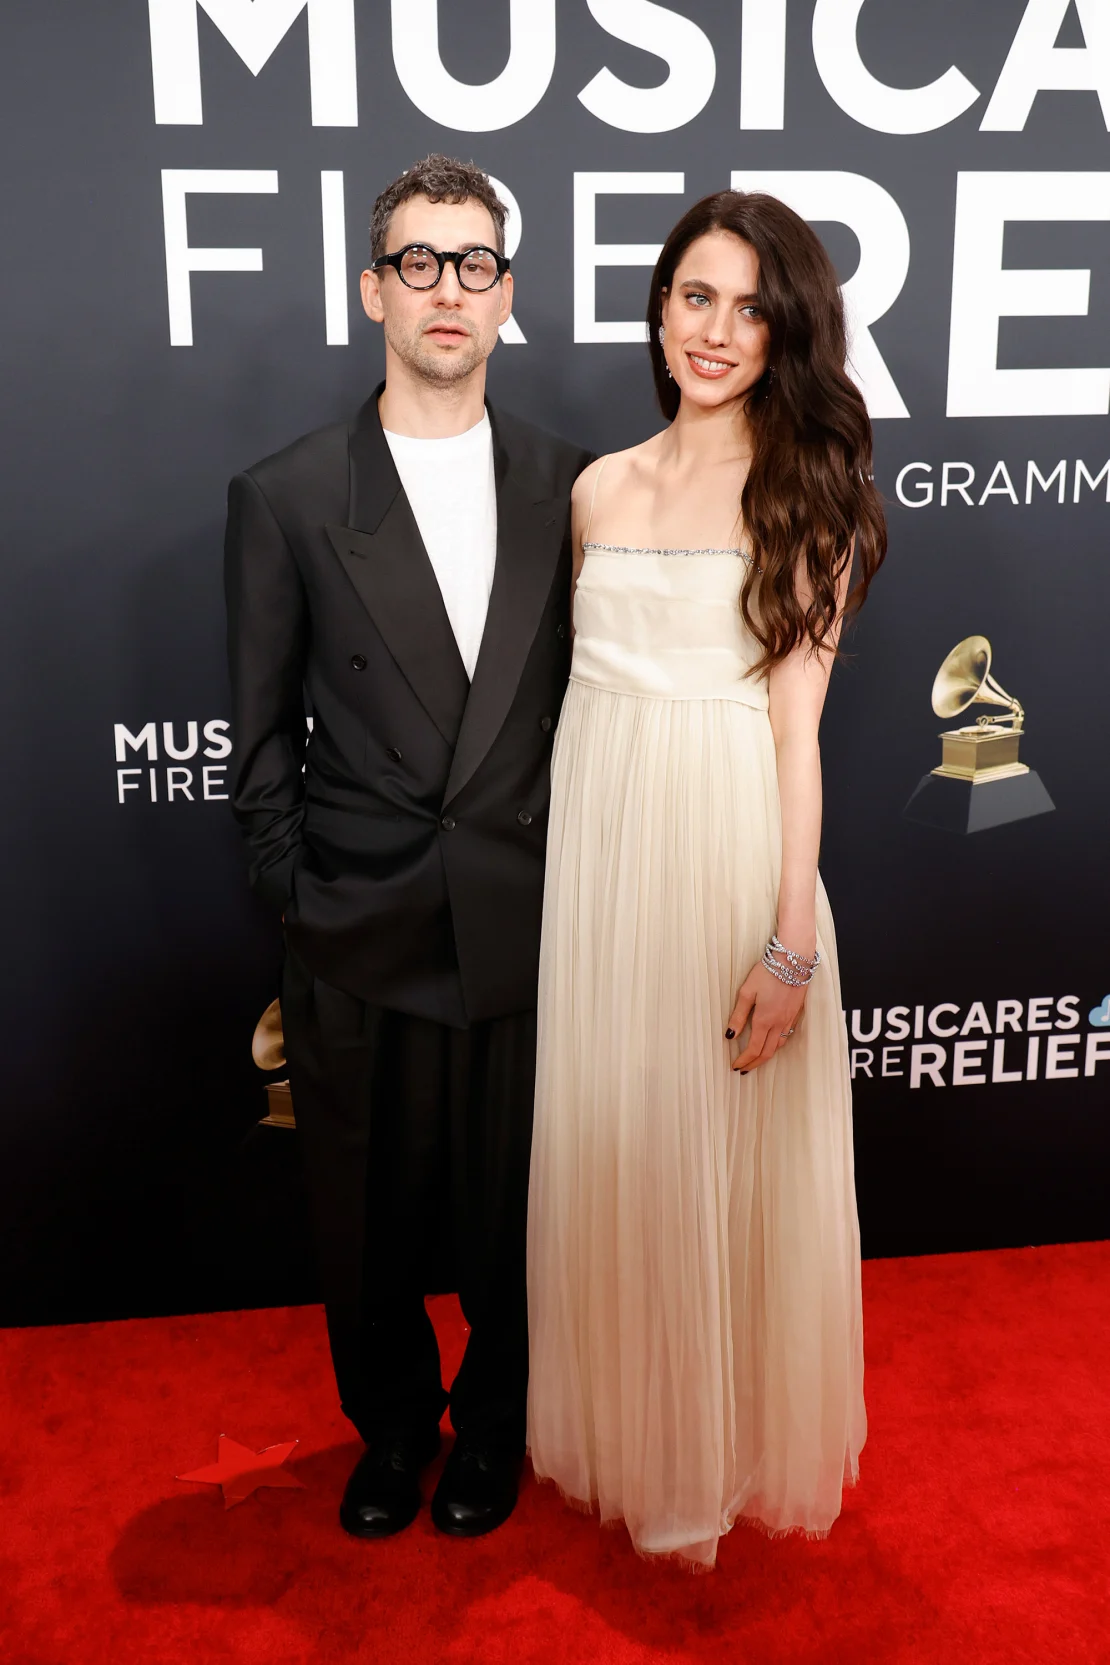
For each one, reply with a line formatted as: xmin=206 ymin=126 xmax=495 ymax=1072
xmin=526 ymin=681 xmax=866 ymax=1567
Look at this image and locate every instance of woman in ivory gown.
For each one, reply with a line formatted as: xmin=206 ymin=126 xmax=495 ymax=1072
xmin=526 ymin=192 xmax=887 ymax=1568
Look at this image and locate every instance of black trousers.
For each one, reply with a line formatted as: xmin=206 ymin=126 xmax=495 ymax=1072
xmin=282 ymin=945 xmax=536 ymax=1454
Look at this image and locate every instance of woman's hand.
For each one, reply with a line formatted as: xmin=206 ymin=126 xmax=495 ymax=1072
xmin=726 ymin=962 xmax=807 ymax=1072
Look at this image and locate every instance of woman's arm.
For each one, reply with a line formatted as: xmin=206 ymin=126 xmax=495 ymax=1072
xmin=727 ymin=553 xmax=853 ymax=1071
xmin=568 ymin=455 xmax=608 ymax=629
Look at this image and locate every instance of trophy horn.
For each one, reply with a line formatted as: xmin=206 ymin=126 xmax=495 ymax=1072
xmin=930 ymin=635 xmax=1024 ymax=731
xmin=251 ymin=997 xmax=286 ymax=1070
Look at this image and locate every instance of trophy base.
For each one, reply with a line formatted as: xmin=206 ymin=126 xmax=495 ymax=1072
xmin=903 ymin=768 xmax=1054 ymax=834
xmin=259 ymin=1080 xmax=296 ymax=1128
xmin=931 ymin=760 xmax=1029 ymax=784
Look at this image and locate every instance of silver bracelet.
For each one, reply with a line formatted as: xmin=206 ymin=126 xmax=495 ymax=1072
xmin=761 ymin=935 xmax=821 ymax=988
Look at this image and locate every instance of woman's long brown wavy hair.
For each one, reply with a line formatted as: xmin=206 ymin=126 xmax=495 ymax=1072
xmin=647 ymin=191 xmax=886 ymax=674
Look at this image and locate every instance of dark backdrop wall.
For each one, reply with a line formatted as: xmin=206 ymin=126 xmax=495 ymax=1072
xmin=3 ymin=0 xmax=1109 ymax=1325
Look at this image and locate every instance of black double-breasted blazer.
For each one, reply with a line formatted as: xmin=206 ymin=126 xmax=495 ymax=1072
xmin=225 ymin=387 xmax=593 ymax=1026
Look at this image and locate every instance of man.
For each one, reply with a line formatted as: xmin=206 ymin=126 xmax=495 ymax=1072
xmin=225 ymin=155 xmax=592 ymax=1539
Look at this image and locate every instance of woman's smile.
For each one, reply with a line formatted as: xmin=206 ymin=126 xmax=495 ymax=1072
xmin=687 ymin=350 xmax=737 ymax=379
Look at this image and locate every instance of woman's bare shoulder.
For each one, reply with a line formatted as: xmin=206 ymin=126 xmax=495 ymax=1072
xmin=570 ymin=454 xmax=607 ymax=507
xmin=570 ymin=436 xmax=662 ymax=506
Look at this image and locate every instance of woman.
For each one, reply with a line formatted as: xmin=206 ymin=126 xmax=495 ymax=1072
xmin=526 ymin=192 xmax=886 ymax=1568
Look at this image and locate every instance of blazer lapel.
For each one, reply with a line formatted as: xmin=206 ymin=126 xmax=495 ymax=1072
xmin=325 ymin=390 xmax=469 ymax=748
xmin=444 ymin=408 xmax=567 ymax=806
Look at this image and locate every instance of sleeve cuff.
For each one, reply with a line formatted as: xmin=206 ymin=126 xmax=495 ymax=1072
xmin=251 ymin=855 xmax=295 ymax=913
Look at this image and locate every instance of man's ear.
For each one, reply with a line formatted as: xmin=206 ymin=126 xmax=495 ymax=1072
xmin=497 ymin=271 xmax=514 ymax=329
xmin=361 ymin=268 xmax=384 ymax=324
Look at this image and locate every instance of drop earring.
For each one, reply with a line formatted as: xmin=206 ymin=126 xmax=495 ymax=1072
xmin=658 ymin=324 xmax=673 ymax=378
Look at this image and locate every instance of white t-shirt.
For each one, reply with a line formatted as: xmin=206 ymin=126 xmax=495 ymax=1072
xmin=383 ymin=414 xmax=497 ymax=681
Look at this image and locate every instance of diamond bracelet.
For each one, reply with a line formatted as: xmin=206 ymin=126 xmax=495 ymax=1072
xmin=761 ymin=935 xmax=822 ymax=988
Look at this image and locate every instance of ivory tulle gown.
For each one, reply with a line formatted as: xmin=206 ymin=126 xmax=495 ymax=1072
xmin=526 ymin=485 xmax=866 ymax=1569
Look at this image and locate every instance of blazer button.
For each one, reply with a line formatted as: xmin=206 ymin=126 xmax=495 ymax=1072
xmin=386 ymin=746 xmax=402 ymax=762
xmin=555 ymin=623 xmax=567 ymax=639
xmin=441 ymin=815 xmax=456 ymax=831
xmin=517 ymin=810 xmax=533 ymax=827
xmin=350 ymin=654 xmax=367 ymax=671
xmin=539 ymin=715 xmax=552 ymax=733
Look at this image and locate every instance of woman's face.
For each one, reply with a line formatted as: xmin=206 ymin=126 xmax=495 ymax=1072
xmin=660 ymin=231 xmax=771 ymax=412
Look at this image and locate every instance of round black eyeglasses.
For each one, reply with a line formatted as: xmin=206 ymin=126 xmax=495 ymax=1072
xmin=370 ymin=244 xmax=510 ymax=293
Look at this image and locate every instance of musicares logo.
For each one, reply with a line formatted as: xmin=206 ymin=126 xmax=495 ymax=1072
xmin=846 ymin=996 xmax=1110 ymax=1089
xmin=114 ymin=721 xmax=232 ymax=804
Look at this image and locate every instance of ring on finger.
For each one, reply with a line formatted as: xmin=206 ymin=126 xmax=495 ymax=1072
xmin=779 ymin=1028 xmax=795 ymax=1037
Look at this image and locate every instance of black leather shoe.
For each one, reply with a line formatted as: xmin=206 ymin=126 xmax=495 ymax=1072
xmin=339 ymin=1427 xmax=441 ymax=1538
xmin=430 ymin=1438 xmax=520 ymax=1538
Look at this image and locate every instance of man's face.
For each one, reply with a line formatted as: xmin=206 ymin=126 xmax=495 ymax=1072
xmin=360 ymin=196 xmax=513 ymax=386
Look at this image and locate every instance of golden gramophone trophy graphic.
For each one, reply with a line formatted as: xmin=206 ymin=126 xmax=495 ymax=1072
xmin=252 ymin=997 xmax=296 ymax=1127
xmin=903 ymin=635 xmax=1054 ymax=833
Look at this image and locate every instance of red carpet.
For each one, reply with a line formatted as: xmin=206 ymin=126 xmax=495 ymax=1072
xmin=2 ymin=1242 xmax=1108 ymax=1664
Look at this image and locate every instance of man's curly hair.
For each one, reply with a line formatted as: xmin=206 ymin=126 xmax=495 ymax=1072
xmin=370 ymin=154 xmax=507 ymax=259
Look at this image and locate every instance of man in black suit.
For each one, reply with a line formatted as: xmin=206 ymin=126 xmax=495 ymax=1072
xmin=225 ymin=155 xmax=591 ymax=1539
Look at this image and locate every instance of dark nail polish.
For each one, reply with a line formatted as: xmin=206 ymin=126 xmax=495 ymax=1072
xmin=739 ymin=1070 xmax=749 ymax=1076
xmin=725 ymin=1028 xmax=735 ymax=1039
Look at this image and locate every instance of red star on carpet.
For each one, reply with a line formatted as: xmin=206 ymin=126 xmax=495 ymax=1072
xmin=177 ymin=1435 xmax=307 ymax=1509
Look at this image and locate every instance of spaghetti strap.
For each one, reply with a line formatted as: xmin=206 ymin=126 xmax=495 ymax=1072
xmin=583 ymin=455 xmax=609 ymax=545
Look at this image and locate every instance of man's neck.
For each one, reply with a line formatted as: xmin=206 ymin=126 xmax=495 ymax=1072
xmin=378 ymin=358 xmax=488 ymax=439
